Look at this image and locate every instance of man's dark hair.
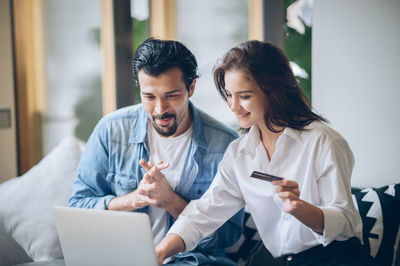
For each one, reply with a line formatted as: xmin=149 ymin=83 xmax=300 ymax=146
xmin=214 ymin=40 xmax=327 ymax=133
xmin=133 ymin=38 xmax=199 ymax=91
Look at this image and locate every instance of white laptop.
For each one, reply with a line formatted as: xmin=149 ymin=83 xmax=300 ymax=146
xmin=53 ymin=206 xmax=158 ymax=266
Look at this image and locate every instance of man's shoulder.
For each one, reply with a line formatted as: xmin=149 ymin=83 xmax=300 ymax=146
xmin=92 ymin=104 xmax=146 ymax=143
xmin=196 ymin=108 xmax=238 ymax=140
xmin=192 ymin=108 xmax=238 ymax=154
xmin=96 ymin=104 xmax=144 ymax=129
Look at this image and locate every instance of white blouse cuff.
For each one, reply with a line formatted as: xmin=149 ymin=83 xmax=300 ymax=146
xmin=168 ymin=216 xmax=202 ymax=252
xmin=313 ymin=206 xmax=346 ymax=246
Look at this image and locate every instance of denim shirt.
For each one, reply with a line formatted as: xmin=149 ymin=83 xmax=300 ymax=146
xmin=69 ymin=102 xmax=244 ymax=265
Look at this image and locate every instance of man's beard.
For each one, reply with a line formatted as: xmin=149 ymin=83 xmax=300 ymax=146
xmin=151 ymin=113 xmax=178 ymax=137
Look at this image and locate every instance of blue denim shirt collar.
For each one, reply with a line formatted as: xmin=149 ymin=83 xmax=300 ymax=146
xmin=128 ymin=101 xmax=207 ymax=150
xmin=128 ymin=105 xmax=149 ymax=144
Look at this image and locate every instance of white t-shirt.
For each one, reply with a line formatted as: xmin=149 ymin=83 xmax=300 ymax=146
xmin=169 ymin=121 xmax=363 ymax=257
xmin=146 ymin=122 xmax=193 ymax=246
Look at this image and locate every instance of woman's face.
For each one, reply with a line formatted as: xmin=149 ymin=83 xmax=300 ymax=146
xmin=224 ymin=70 xmax=268 ymax=129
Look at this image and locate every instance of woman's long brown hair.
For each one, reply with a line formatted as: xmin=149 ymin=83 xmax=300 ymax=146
xmin=214 ymin=40 xmax=327 ymax=133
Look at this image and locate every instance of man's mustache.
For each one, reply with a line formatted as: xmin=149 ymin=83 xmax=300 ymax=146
xmin=152 ymin=113 xmax=176 ymax=120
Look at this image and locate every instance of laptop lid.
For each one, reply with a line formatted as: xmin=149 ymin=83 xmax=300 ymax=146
xmin=53 ymin=206 xmax=158 ymax=266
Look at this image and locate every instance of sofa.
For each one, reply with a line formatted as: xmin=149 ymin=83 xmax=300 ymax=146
xmin=0 ymin=136 xmax=399 ymax=266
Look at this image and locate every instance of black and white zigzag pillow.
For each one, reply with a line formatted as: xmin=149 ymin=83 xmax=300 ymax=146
xmin=352 ymin=183 xmax=400 ymax=266
xmin=226 ymin=212 xmax=262 ymax=266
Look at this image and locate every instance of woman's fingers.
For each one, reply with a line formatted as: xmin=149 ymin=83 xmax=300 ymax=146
xmin=273 ymin=178 xmax=300 ymax=197
xmin=272 ymin=178 xmax=297 ymax=188
xmin=277 ymin=191 xmax=300 ymax=201
xmin=275 ymin=186 xmax=300 ymax=197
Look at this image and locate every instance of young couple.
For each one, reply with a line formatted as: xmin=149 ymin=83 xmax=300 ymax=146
xmin=70 ymin=38 xmax=375 ymax=266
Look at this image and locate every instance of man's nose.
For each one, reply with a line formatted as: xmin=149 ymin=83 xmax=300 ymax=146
xmin=155 ymin=98 xmax=169 ymax=114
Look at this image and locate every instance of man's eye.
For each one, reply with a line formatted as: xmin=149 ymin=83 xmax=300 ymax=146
xmin=166 ymin=95 xmax=178 ymax=99
xmin=143 ymin=95 xmax=155 ymax=99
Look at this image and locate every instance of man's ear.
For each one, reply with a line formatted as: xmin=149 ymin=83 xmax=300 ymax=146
xmin=188 ymin=79 xmax=196 ymax=98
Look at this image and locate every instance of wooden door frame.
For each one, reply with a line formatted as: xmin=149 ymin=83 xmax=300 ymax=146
xmin=12 ymin=0 xmax=45 ymax=174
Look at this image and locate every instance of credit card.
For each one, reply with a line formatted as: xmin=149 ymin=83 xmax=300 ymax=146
xmin=250 ymin=171 xmax=283 ymax=182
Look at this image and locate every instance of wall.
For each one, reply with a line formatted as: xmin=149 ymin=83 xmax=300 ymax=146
xmin=313 ymin=0 xmax=400 ymax=187
xmin=176 ymin=0 xmax=248 ymax=128
xmin=0 ymin=0 xmax=18 ymax=182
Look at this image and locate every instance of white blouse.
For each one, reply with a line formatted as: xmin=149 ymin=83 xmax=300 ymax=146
xmin=168 ymin=121 xmax=363 ymax=258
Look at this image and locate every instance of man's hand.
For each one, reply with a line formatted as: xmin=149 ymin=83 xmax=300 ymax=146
xmin=108 ymin=160 xmax=188 ymax=217
xmin=107 ymin=161 xmax=169 ymax=212
xmin=137 ymin=160 xmax=172 ymax=209
xmin=139 ymin=160 xmax=188 ymax=218
xmin=107 ymin=174 xmax=154 ymax=212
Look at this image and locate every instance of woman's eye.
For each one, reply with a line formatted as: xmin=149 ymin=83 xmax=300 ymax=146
xmin=240 ymin=95 xmax=250 ymax=99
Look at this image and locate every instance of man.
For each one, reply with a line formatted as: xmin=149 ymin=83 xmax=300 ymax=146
xmin=69 ymin=38 xmax=243 ymax=265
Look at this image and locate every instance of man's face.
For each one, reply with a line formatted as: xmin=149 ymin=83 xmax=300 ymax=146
xmin=139 ymin=68 xmax=195 ymax=137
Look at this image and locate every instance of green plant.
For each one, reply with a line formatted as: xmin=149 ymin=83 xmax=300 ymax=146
xmin=283 ymin=0 xmax=312 ymax=102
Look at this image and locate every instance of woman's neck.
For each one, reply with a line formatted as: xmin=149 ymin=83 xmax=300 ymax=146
xmin=258 ymin=123 xmax=284 ymax=161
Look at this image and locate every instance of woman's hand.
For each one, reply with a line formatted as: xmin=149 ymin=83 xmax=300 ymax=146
xmin=155 ymin=247 xmax=166 ymax=266
xmin=272 ymin=178 xmax=324 ymax=234
xmin=273 ymin=178 xmax=302 ymax=214
xmin=155 ymin=233 xmax=186 ymax=266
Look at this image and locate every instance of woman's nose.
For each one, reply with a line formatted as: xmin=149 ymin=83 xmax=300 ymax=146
xmin=229 ymin=97 xmax=240 ymax=111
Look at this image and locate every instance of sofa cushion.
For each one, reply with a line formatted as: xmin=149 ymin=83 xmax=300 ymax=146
xmin=0 ymin=136 xmax=84 ymax=263
xmin=227 ymin=184 xmax=400 ymax=266
xmin=352 ymin=183 xmax=400 ymax=266
xmin=225 ymin=212 xmax=264 ymax=265
xmin=0 ymin=222 xmax=32 ymax=266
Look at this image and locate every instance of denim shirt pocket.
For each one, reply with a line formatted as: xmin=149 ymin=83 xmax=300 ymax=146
xmin=106 ymin=172 xmax=138 ymax=196
xmin=187 ymin=180 xmax=210 ymax=200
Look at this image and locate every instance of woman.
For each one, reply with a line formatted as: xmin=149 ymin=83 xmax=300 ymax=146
xmin=154 ymin=41 xmax=375 ymax=265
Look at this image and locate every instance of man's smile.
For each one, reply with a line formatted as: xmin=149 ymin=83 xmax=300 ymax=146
xmin=153 ymin=113 xmax=176 ymax=127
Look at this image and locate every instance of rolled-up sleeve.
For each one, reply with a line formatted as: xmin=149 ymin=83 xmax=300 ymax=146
xmin=69 ymin=122 xmax=114 ymax=210
xmin=313 ymin=138 xmax=363 ymax=245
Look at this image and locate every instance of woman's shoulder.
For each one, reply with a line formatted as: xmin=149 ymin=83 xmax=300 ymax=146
xmin=227 ymin=133 xmax=247 ymax=149
xmin=302 ymin=121 xmax=347 ymax=144
xmin=223 ymin=130 xmax=256 ymax=158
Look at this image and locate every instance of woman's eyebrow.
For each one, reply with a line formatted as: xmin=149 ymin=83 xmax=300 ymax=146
xmin=225 ymin=89 xmax=254 ymax=94
xmin=237 ymin=90 xmax=254 ymax=94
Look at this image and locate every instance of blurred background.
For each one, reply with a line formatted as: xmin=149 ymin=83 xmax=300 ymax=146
xmin=0 ymin=0 xmax=399 ymax=189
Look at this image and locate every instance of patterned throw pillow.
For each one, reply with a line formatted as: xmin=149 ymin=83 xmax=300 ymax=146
xmin=227 ymin=183 xmax=400 ymax=266
xmin=225 ymin=212 xmax=263 ymax=266
xmin=0 ymin=137 xmax=85 ymax=263
xmin=352 ymin=183 xmax=400 ymax=266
